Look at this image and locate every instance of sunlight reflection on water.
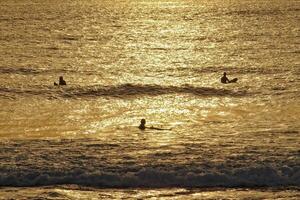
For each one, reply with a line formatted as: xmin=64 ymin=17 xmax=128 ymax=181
xmin=0 ymin=0 xmax=299 ymax=194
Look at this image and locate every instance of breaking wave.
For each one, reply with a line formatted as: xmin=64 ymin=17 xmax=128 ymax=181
xmin=0 ymin=165 xmax=299 ymax=188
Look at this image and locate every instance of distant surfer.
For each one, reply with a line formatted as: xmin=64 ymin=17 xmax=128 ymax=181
xmin=139 ymin=119 xmax=147 ymax=130
xmin=221 ymin=72 xmax=238 ymax=84
xmin=138 ymin=119 xmax=171 ymax=131
xmin=54 ymin=76 xmax=67 ymax=86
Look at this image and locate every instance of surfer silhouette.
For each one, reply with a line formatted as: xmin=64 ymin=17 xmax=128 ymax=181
xmin=138 ymin=119 xmax=171 ymax=131
xmin=221 ymin=72 xmax=238 ymax=84
xmin=54 ymin=76 xmax=67 ymax=86
xmin=139 ymin=119 xmax=146 ymax=130
xmin=221 ymin=72 xmax=230 ymax=83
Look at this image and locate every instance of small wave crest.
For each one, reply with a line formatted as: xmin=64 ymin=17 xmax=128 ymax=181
xmin=0 ymin=165 xmax=299 ymax=188
xmin=0 ymin=67 xmax=42 ymax=75
xmin=0 ymin=66 xmax=86 ymax=75
xmin=0 ymin=84 xmax=247 ymax=99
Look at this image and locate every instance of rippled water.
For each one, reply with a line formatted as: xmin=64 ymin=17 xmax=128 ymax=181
xmin=0 ymin=0 xmax=299 ymax=198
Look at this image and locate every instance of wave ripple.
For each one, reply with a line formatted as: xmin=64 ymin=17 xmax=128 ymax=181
xmin=0 ymin=84 xmax=247 ymax=99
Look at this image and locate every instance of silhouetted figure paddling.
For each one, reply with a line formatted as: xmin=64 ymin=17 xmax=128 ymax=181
xmin=54 ymin=76 xmax=67 ymax=86
xmin=221 ymin=72 xmax=238 ymax=84
xmin=138 ymin=119 xmax=171 ymax=131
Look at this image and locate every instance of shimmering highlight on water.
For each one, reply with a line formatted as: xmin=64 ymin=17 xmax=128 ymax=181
xmin=0 ymin=0 xmax=299 ymax=198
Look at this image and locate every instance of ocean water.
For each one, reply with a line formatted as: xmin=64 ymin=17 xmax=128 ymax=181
xmin=0 ymin=0 xmax=299 ymax=199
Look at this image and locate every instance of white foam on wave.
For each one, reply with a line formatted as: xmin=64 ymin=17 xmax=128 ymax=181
xmin=0 ymin=165 xmax=299 ymax=188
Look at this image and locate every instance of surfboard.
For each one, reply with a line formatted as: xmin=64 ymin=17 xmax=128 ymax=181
xmin=229 ymin=78 xmax=238 ymax=83
xmin=149 ymin=126 xmax=172 ymax=131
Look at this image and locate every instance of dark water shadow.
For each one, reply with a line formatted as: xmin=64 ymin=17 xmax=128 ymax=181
xmin=0 ymin=66 xmax=93 ymax=75
xmin=68 ymin=84 xmax=247 ymax=98
xmin=0 ymin=84 xmax=247 ymax=99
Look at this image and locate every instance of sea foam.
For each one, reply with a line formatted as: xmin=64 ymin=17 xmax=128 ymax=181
xmin=0 ymin=165 xmax=299 ymax=188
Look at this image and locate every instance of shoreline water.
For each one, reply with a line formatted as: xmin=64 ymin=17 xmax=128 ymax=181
xmin=1 ymin=138 xmax=299 ymax=188
xmin=0 ymin=186 xmax=299 ymax=199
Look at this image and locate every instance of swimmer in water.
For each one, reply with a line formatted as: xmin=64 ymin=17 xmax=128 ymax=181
xmin=54 ymin=76 xmax=67 ymax=86
xmin=138 ymin=119 xmax=171 ymax=131
xmin=139 ymin=119 xmax=146 ymax=130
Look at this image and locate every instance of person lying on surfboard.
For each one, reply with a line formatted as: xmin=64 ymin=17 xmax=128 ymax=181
xmin=138 ymin=119 xmax=171 ymax=131
xmin=221 ymin=72 xmax=238 ymax=84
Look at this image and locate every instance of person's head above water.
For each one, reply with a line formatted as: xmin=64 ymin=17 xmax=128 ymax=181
xmin=58 ymin=76 xmax=67 ymax=85
xmin=139 ymin=119 xmax=146 ymax=130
